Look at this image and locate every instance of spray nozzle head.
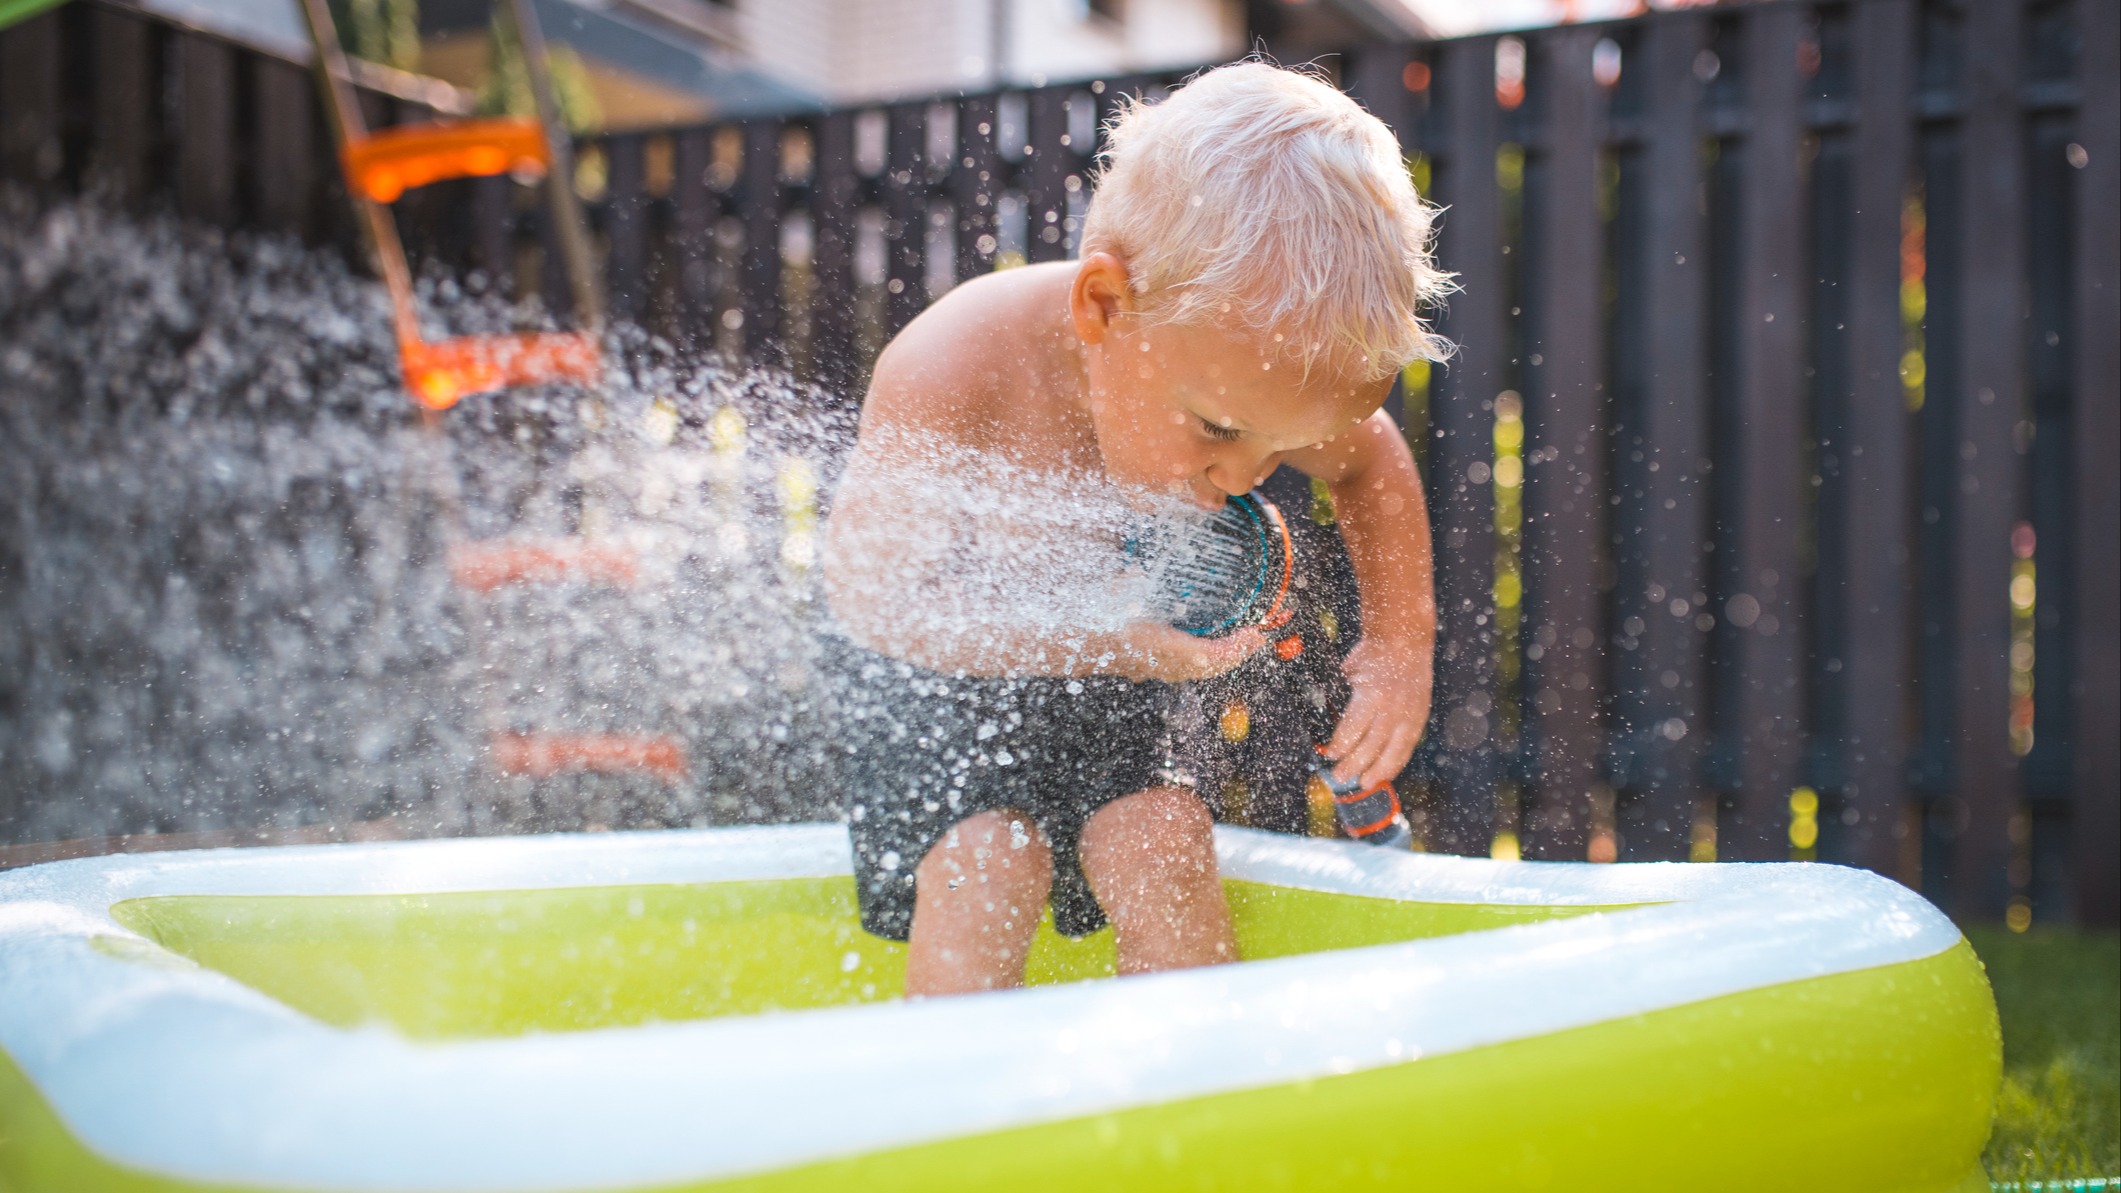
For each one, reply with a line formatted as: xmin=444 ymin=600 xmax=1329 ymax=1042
xmin=1124 ymin=491 xmax=1293 ymax=637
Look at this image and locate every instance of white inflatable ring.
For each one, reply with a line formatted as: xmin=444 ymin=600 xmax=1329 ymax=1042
xmin=0 ymin=823 xmax=1998 ymax=1191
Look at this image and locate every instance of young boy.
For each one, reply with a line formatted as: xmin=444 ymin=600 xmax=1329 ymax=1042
xmin=821 ymin=62 xmax=1446 ymax=997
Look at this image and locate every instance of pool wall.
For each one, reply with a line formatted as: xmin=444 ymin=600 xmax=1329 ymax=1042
xmin=0 ymin=824 xmax=1999 ymax=1191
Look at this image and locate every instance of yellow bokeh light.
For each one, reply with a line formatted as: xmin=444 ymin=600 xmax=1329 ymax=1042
xmin=707 ymin=406 xmax=747 ymax=455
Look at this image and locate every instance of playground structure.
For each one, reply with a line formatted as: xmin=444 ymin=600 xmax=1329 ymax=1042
xmin=299 ymin=0 xmax=686 ymax=794
xmin=0 ymin=0 xmax=2114 ymax=931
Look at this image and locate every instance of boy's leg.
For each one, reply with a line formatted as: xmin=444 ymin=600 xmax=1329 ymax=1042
xmin=1077 ymin=787 xmax=1236 ymax=975
xmin=906 ymin=808 xmax=1054 ymax=997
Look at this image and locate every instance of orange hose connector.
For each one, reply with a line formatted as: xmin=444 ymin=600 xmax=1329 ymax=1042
xmin=488 ymin=732 xmax=689 ymax=783
xmin=449 ymin=539 xmax=639 ymax=593
xmin=343 ymin=118 xmax=550 ymax=203
xmin=401 ymin=331 xmax=601 ymax=410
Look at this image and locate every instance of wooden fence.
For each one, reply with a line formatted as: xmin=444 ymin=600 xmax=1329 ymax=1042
xmin=1 ymin=0 xmax=2114 ymax=924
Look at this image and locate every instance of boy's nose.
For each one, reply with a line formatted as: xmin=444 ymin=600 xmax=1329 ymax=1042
xmin=1203 ymin=453 xmax=1276 ymax=501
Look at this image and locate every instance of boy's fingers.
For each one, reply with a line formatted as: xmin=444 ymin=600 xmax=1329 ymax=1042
xmin=1328 ymin=700 xmax=1384 ymax=780
xmin=1339 ymin=723 xmax=1391 ymax=785
xmin=1361 ymin=724 xmax=1421 ymax=789
xmin=1324 ymin=699 xmax=1368 ymax=762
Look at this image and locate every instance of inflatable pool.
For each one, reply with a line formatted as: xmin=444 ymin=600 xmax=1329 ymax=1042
xmin=0 ymin=824 xmax=1997 ymax=1191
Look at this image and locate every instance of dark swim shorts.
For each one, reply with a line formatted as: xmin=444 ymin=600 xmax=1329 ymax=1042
xmin=823 ymin=635 xmax=1182 ymax=941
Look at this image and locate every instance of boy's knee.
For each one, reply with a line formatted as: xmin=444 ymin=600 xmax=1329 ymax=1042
xmin=1083 ymin=787 xmax=1216 ymax=873
xmin=917 ymin=808 xmax=1053 ymax=893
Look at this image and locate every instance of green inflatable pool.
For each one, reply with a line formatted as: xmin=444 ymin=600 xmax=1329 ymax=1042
xmin=0 ymin=824 xmax=1997 ymax=1191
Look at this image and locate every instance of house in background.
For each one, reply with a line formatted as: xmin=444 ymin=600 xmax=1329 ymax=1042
xmin=120 ymin=0 xmax=1706 ymax=132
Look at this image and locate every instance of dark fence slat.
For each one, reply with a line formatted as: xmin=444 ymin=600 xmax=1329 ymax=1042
xmin=2024 ymin=79 xmax=2076 ymax=917
xmin=2074 ymin=0 xmax=2121 ymax=927
xmin=1344 ymin=44 xmax=1413 ymax=142
xmin=953 ymin=94 xmax=1000 ymax=283
xmin=1947 ymin=0 xmax=2027 ymax=918
xmin=603 ymin=134 xmax=650 ymax=327
xmin=883 ymin=104 xmax=927 ymax=334
xmin=175 ymin=32 xmax=236 ymax=227
xmin=0 ymin=10 xmax=61 ymax=188
xmin=1025 ymin=87 xmax=1072 ymax=264
xmin=1835 ymin=0 xmax=1917 ymax=876
xmin=471 ymin=176 xmax=511 ymax=290
xmin=249 ymin=56 xmax=315 ymax=238
xmin=537 ymin=204 xmax=572 ymax=319
xmin=1618 ymin=12 xmax=1714 ymax=861
xmin=810 ymin=111 xmax=860 ymax=399
xmin=87 ymin=6 xmax=155 ymax=205
xmin=671 ymin=129 xmax=716 ymax=353
xmin=1521 ymin=26 xmax=1609 ymax=861
xmin=1720 ymin=4 xmax=1810 ymax=861
xmin=1421 ymin=35 xmax=1504 ymax=856
xmin=1912 ymin=19 xmax=1965 ymax=902
xmin=738 ymin=121 xmax=784 ymax=366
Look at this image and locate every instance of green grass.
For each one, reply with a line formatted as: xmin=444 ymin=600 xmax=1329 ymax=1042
xmin=1967 ymin=926 xmax=2120 ymax=1182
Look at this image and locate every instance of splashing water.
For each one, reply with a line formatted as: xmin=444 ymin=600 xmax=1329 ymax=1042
xmin=0 ymin=194 xmax=1247 ymax=846
xmin=0 ymin=195 xmax=858 ymax=841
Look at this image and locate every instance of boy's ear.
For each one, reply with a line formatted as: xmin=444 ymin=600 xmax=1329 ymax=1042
xmin=1070 ymin=253 xmax=1136 ymax=345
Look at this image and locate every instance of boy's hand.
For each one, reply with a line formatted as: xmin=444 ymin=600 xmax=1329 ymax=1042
xmin=1100 ymin=623 xmax=1266 ymax=683
xmin=1325 ymin=636 xmax=1433 ymax=789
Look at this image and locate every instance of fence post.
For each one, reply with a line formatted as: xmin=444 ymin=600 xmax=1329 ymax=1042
xmin=250 ymin=57 xmax=317 ymax=238
xmin=810 ymin=111 xmax=861 ymax=400
xmin=1620 ymin=11 xmax=1715 ymax=862
xmin=88 ymin=7 xmax=155 ymax=206
xmin=671 ymin=128 xmax=717 ymax=355
xmin=954 ymin=94 xmax=1000 ymax=283
xmin=884 ymin=104 xmax=927 ymax=334
xmin=1947 ymin=0 xmax=2026 ymax=919
xmin=2070 ymin=0 xmax=2119 ymax=927
xmin=1026 ymin=87 xmax=1072 ymax=264
xmin=1344 ymin=43 xmax=1413 ymax=144
xmin=0 ymin=10 xmax=62 ymax=189
xmin=739 ymin=120 xmax=785 ymax=367
xmin=603 ymin=133 xmax=650 ymax=327
xmin=1422 ymin=36 xmax=1503 ymax=857
xmin=1520 ymin=26 xmax=1608 ymax=861
xmin=1718 ymin=5 xmax=1809 ymax=862
xmin=174 ymin=32 xmax=238 ymax=228
xmin=1836 ymin=0 xmax=1917 ymax=877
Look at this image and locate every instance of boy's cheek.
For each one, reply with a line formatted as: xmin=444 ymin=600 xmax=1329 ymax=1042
xmin=1097 ymin=423 xmax=1187 ymax=477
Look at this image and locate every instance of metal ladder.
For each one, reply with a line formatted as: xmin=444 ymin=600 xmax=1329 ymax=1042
xmin=298 ymin=0 xmax=687 ymax=800
xmin=296 ymin=0 xmax=602 ymax=408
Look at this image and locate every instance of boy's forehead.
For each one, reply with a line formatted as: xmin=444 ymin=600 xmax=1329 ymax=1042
xmin=1147 ymin=318 xmax=1390 ymax=436
xmin=1210 ymin=381 xmax=1381 ymax=451
xmin=1174 ymin=322 xmax=1382 ymax=394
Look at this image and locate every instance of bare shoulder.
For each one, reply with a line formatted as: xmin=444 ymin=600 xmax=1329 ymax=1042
xmin=861 ymin=264 xmax=1079 ymax=450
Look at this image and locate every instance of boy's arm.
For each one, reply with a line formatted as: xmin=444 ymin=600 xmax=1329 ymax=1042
xmin=821 ymin=321 xmax=1263 ymax=683
xmin=824 ymin=466 xmax=1263 ymax=681
xmin=1285 ymin=411 xmax=1437 ymax=788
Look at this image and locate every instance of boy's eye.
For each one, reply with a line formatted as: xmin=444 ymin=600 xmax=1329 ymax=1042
xmin=1199 ymin=417 xmax=1243 ymax=442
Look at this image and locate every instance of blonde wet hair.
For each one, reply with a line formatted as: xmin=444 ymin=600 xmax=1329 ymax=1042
xmin=1082 ymin=61 xmax=1452 ymax=381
